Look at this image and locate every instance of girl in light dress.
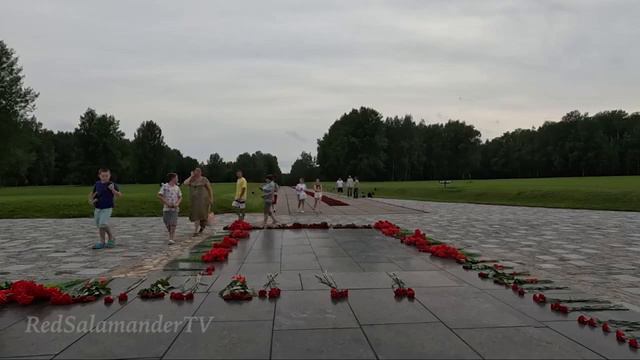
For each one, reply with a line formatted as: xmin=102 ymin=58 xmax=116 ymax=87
xmin=312 ymin=178 xmax=323 ymax=210
xmin=295 ymin=178 xmax=307 ymax=213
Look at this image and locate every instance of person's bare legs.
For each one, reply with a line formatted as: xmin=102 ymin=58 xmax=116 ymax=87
xmin=103 ymin=225 xmax=114 ymax=241
xmin=98 ymin=228 xmax=106 ymax=244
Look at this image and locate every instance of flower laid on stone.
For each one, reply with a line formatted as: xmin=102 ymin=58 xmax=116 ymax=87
xmin=170 ymin=275 xmax=206 ymax=301
xmin=200 ymin=265 xmax=215 ymax=276
xmin=0 ymin=278 xmax=114 ymax=307
xmin=315 ymin=271 xmax=348 ymax=300
xmin=258 ymin=273 xmax=281 ymax=299
xmin=201 ymin=248 xmax=231 ymax=263
xmin=219 ymin=275 xmax=254 ymax=301
xmin=213 ymin=236 xmax=238 ymax=249
xmin=226 ymin=220 xmax=253 ymax=231
xmin=374 ymin=220 xmax=402 ymax=237
xmin=138 ymin=277 xmax=173 ymax=299
xmin=115 ymin=277 xmax=146 ymax=304
xmin=230 ymin=230 xmax=250 ymax=239
xmin=387 ymin=272 xmax=415 ymax=299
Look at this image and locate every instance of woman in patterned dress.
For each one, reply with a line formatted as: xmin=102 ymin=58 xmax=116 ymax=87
xmin=183 ymin=168 xmax=213 ymax=236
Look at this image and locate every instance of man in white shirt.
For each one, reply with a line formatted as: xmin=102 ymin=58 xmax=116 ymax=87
xmin=346 ymin=176 xmax=354 ymax=197
xmin=336 ymin=178 xmax=344 ymax=193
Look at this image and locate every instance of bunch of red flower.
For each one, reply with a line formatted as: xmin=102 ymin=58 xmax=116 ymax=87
xmin=213 ymin=236 xmax=238 ymax=249
xmin=330 ymin=288 xmax=349 ymax=300
xmin=170 ymin=291 xmax=195 ymax=301
xmin=219 ymin=275 xmax=254 ymax=301
xmin=422 ymin=244 xmax=466 ymax=262
xmin=374 ymin=220 xmax=401 ymax=237
xmin=258 ymin=288 xmax=281 ymax=299
xmin=227 ymin=220 xmax=253 ymax=231
xmin=0 ymin=280 xmax=72 ymax=306
xmin=532 ymin=293 xmax=547 ymax=304
xmin=200 ymin=265 xmax=215 ymax=276
xmin=550 ymin=302 xmax=569 ymax=313
xmin=402 ymin=229 xmax=430 ymax=250
xmin=393 ymin=287 xmax=416 ymax=299
xmin=258 ymin=273 xmax=281 ymax=299
xmin=230 ymin=230 xmax=250 ymax=239
xmin=201 ymin=248 xmax=231 ymax=262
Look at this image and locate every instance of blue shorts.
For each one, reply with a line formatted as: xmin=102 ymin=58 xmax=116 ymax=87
xmin=94 ymin=208 xmax=113 ymax=228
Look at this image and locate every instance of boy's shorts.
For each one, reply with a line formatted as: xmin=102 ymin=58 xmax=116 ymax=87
xmin=94 ymin=208 xmax=113 ymax=228
xmin=232 ymin=200 xmax=246 ymax=209
xmin=163 ymin=210 xmax=178 ymax=227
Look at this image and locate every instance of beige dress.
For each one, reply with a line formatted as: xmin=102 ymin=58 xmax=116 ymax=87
xmin=188 ymin=177 xmax=210 ymax=222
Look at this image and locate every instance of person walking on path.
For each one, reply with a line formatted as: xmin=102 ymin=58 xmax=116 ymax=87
xmin=295 ymin=177 xmax=307 ymax=213
xmin=271 ymin=178 xmax=280 ymax=214
xmin=336 ymin=178 xmax=344 ymax=194
xmin=346 ymin=175 xmax=354 ymax=197
xmin=353 ymin=177 xmax=360 ymax=199
xmin=157 ymin=173 xmax=182 ymax=245
xmin=184 ymin=167 xmax=212 ymax=237
xmin=312 ymin=178 xmax=323 ymax=210
xmin=88 ymin=168 xmax=122 ymax=249
xmin=232 ymin=170 xmax=247 ymax=220
xmin=260 ymin=174 xmax=278 ymax=228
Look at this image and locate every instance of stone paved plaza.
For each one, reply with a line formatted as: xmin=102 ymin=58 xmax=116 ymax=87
xmin=1 ymin=189 xmax=640 ymax=358
xmin=2 ymin=228 xmax=640 ymax=359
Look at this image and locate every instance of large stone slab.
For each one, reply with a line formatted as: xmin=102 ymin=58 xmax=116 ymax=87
xmin=348 ymin=289 xmax=438 ymax=324
xmin=274 ymin=290 xmax=358 ymax=330
xmin=362 ymin=323 xmax=480 ymax=359
xmin=272 ymin=328 xmax=375 ymax=359
xmin=164 ymin=320 xmax=272 ymax=359
xmin=415 ymin=286 xmax=541 ymax=328
xmin=455 ymin=326 xmax=601 ymax=359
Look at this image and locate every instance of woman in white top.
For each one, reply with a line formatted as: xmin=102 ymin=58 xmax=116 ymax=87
xmin=312 ymin=178 xmax=323 ymax=210
xmin=295 ymin=178 xmax=307 ymax=213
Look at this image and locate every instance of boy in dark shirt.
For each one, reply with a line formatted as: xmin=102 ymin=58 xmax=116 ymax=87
xmin=88 ymin=168 xmax=122 ymax=249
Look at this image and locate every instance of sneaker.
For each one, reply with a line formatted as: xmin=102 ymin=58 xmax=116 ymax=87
xmin=92 ymin=242 xmax=105 ymax=250
xmin=106 ymin=239 xmax=116 ymax=248
xmin=168 ymin=240 xmax=175 ymax=245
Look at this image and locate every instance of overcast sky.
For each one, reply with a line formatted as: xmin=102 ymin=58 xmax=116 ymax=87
xmin=2 ymin=1 xmax=639 ymax=171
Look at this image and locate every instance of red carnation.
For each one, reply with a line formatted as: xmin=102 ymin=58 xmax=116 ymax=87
xmin=185 ymin=292 xmax=194 ymax=300
xmin=118 ymin=292 xmax=128 ymax=302
xmin=587 ymin=317 xmax=597 ymax=327
xmin=616 ymin=330 xmax=626 ymax=343
xmin=533 ymin=293 xmax=546 ymax=304
xmin=268 ymin=287 xmax=281 ymax=299
xmin=602 ymin=322 xmax=611 ymax=332
xmin=517 ymin=288 xmax=525 ymax=297
xmin=170 ymin=291 xmax=185 ymax=301
xmin=629 ymin=338 xmax=639 ymax=349
xmin=258 ymin=289 xmax=267 ymax=298
xmin=511 ymin=283 xmax=519 ymax=292
xmin=15 ymin=294 xmax=34 ymax=305
xmin=103 ymin=296 xmax=114 ymax=304
xmin=577 ymin=315 xmax=589 ymax=325
xmin=406 ymin=288 xmax=415 ymax=299
xmin=330 ymin=288 xmax=340 ymax=299
xmin=394 ymin=288 xmax=404 ymax=298
xmin=478 ymin=272 xmax=489 ymax=279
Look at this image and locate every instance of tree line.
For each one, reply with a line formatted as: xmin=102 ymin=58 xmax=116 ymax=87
xmin=3 ymin=39 xmax=639 ymax=186
xmin=289 ymin=107 xmax=640 ymax=182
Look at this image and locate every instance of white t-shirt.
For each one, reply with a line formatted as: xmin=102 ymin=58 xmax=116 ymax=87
xmin=158 ymin=183 xmax=182 ymax=211
xmin=295 ymin=183 xmax=307 ymax=199
xmin=336 ymin=180 xmax=343 ymax=188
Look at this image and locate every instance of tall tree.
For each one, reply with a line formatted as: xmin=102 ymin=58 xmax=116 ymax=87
xmin=0 ymin=40 xmax=40 ymax=185
xmin=132 ymin=120 xmax=167 ymax=183
xmin=73 ymin=108 xmax=126 ymax=183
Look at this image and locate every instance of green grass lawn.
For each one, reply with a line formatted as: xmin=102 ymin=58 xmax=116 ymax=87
xmin=1 ymin=176 xmax=639 ymax=218
xmin=322 ymin=176 xmax=640 ymax=212
xmin=0 ymin=183 xmax=266 ymax=219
